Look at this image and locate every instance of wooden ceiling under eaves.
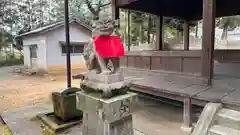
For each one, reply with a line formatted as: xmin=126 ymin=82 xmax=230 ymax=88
xmin=116 ymin=0 xmax=240 ymax=21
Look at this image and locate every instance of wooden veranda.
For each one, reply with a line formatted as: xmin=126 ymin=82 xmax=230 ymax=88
xmin=111 ymin=0 xmax=240 ymax=129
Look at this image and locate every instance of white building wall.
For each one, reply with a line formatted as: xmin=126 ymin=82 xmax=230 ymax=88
xmin=23 ymin=45 xmax=30 ymax=67
xmin=46 ymin=22 xmax=91 ymax=68
xmin=22 ymin=36 xmax=47 ymax=69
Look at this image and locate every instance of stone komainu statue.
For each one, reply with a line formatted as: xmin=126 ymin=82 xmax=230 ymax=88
xmin=83 ymin=18 xmax=122 ymax=75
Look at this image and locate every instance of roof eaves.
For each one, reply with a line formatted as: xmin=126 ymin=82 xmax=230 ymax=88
xmin=17 ymin=21 xmax=65 ymax=38
xmin=59 ymin=41 xmax=88 ymax=46
xmin=16 ymin=18 xmax=92 ymax=38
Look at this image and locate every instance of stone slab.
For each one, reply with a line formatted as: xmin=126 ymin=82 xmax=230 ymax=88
xmin=1 ymin=102 xmax=53 ymax=135
xmin=85 ymin=72 xmax=123 ymax=84
xmin=0 ymin=98 xmax=189 ymax=135
xmin=80 ymin=76 xmax=142 ymax=94
xmin=81 ymin=80 xmax=128 ymax=93
xmin=82 ymin=113 xmax=133 ymax=135
xmin=208 ymin=125 xmax=240 ymax=135
xmin=77 ymin=91 xmax=138 ymax=123
xmin=191 ymin=103 xmax=222 ymax=135
xmin=52 ymin=89 xmax=83 ymax=121
xmin=1 ymin=102 xmax=83 ymax=135
xmin=77 ymin=91 xmax=137 ymax=135
xmin=37 ymin=112 xmax=82 ymax=132
xmin=72 ymin=72 xmax=87 ymax=80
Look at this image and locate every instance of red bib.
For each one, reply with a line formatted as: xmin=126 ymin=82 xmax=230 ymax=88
xmin=93 ymin=36 xmax=124 ymax=58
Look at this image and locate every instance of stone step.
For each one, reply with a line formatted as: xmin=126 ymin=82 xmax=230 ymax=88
xmin=208 ymin=125 xmax=240 ymax=135
xmin=216 ymin=108 xmax=240 ymax=130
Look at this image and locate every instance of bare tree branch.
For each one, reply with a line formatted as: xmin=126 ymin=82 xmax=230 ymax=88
xmin=99 ymin=2 xmax=111 ymax=8
xmin=84 ymin=0 xmax=98 ymax=17
xmin=84 ymin=0 xmax=111 ymax=20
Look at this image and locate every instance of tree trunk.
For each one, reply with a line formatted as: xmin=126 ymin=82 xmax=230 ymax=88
xmin=221 ymin=27 xmax=227 ymax=40
xmin=124 ymin=10 xmax=127 ymax=45
xmin=139 ymin=24 xmax=143 ymax=44
xmin=195 ymin=23 xmax=198 ymax=38
xmin=152 ymin=33 xmax=155 ymax=45
xmin=147 ymin=16 xmax=152 ymax=43
xmin=176 ymin=31 xmax=180 ymax=41
xmin=127 ymin=10 xmax=130 ymax=51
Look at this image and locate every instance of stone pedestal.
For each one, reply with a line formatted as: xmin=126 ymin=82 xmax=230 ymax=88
xmin=52 ymin=87 xmax=83 ymax=122
xmin=76 ymin=91 xmax=138 ymax=135
xmin=80 ymin=72 xmax=131 ymax=98
xmin=84 ymin=71 xmax=124 ymax=84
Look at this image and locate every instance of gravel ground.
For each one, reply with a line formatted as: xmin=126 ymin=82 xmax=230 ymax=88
xmin=0 ymin=68 xmax=81 ymax=113
xmin=0 ymin=66 xmax=191 ymax=135
xmin=0 ymin=65 xmax=23 ymax=80
xmin=0 ymin=67 xmax=81 ymax=135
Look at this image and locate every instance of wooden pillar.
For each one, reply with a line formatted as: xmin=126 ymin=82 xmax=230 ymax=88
xmin=156 ymin=15 xmax=163 ymax=50
xmin=112 ymin=0 xmax=120 ymax=20
xmin=183 ymin=21 xmax=190 ymax=50
xmin=147 ymin=16 xmax=152 ymax=44
xmin=182 ymin=98 xmax=192 ymax=131
xmin=127 ymin=9 xmax=131 ymax=51
xmin=64 ymin=0 xmax=71 ymax=88
xmin=201 ymin=0 xmax=216 ymax=85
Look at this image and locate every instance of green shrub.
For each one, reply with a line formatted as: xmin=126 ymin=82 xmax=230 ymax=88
xmin=20 ymin=55 xmax=24 ymax=61
xmin=0 ymin=55 xmax=24 ymax=67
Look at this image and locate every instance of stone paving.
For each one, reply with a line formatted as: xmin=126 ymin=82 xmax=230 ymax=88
xmin=1 ymin=98 xmax=189 ymax=135
xmin=0 ymin=66 xmax=190 ymax=135
xmin=0 ymin=65 xmax=23 ymax=80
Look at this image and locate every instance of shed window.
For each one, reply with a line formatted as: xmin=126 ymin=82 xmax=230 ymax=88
xmin=30 ymin=45 xmax=38 ymax=58
xmin=62 ymin=46 xmax=73 ymax=53
xmin=74 ymin=46 xmax=84 ymax=53
xmin=61 ymin=45 xmax=84 ymax=54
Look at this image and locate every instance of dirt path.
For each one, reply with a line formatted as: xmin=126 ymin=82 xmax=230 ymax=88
xmin=0 ymin=67 xmax=190 ymax=135
xmin=0 ymin=66 xmax=23 ymax=81
xmin=0 ymin=67 xmax=82 ymax=134
xmin=0 ymin=72 xmax=80 ymax=113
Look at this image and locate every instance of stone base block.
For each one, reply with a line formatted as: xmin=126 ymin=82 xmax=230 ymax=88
xmin=82 ymin=114 xmax=133 ymax=135
xmin=80 ymin=80 xmax=130 ymax=98
xmin=85 ymin=72 xmax=123 ymax=84
xmin=37 ymin=112 xmax=82 ymax=133
xmin=76 ymin=91 xmax=138 ymax=135
xmin=52 ymin=87 xmax=82 ymax=122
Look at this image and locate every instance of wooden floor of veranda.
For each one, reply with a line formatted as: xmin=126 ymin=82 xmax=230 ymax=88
xmin=122 ymin=62 xmax=240 ymax=110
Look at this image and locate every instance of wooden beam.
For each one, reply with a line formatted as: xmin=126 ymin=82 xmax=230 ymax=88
xmin=127 ymin=9 xmax=131 ymax=51
xmin=201 ymin=0 xmax=216 ymax=85
xmin=147 ymin=16 xmax=152 ymax=44
xmin=183 ymin=21 xmax=190 ymax=50
xmin=182 ymin=98 xmax=193 ymax=130
xmin=112 ymin=0 xmax=120 ymax=20
xmin=64 ymin=0 xmax=71 ymax=88
xmin=116 ymin=0 xmax=132 ymax=7
xmin=156 ymin=15 xmax=163 ymax=50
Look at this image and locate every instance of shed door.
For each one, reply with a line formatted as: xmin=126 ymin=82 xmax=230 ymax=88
xmin=29 ymin=45 xmax=38 ymax=68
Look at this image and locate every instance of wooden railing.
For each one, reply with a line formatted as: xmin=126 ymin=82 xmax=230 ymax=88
xmin=215 ymin=50 xmax=240 ymax=63
xmin=120 ymin=50 xmax=202 ymax=76
xmin=120 ymin=50 xmax=240 ymax=75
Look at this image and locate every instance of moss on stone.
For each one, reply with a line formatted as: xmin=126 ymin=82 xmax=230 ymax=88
xmin=0 ymin=125 xmax=12 ymax=135
xmin=40 ymin=123 xmax=67 ymax=135
xmin=80 ymin=84 xmax=129 ymax=99
xmin=41 ymin=124 xmax=57 ymax=135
